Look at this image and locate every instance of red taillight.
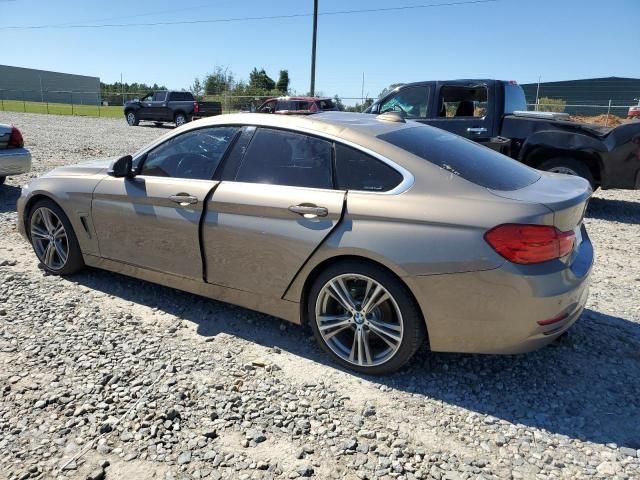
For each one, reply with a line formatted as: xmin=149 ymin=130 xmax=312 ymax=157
xmin=193 ymin=102 xmax=200 ymax=113
xmin=484 ymin=224 xmax=575 ymax=264
xmin=8 ymin=126 xmax=24 ymax=148
xmin=537 ymin=313 xmax=568 ymax=326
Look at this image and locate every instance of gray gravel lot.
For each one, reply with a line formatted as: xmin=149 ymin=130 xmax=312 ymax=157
xmin=0 ymin=112 xmax=639 ymax=480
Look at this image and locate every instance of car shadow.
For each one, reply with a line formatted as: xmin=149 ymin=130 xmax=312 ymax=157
xmin=138 ymin=123 xmax=174 ymax=130
xmin=0 ymin=184 xmax=21 ymax=214
xmin=69 ymin=267 xmax=640 ymax=449
xmin=587 ymin=197 xmax=640 ymax=225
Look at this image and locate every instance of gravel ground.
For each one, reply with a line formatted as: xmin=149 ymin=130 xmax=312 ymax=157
xmin=0 ymin=112 xmax=639 ymax=480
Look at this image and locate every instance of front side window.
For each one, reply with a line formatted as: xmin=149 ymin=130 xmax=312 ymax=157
xmin=438 ymin=85 xmax=488 ymax=118
xmin=379 ymin=86 xmax=429 ymax=118
xmin=139 ymin=127 xmax=238 ymax=179
xmin=259 ymin=100 xmax=277 ymax=113
xmin=335 ymin=144 xmax=403 ymax=192
xmin=153 ymin=91 xmax=167 ymax=102
xmin=235 ymin=128 xmax=333 ymax=189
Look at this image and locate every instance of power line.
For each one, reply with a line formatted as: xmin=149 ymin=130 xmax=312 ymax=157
xmin=0 ymin=0 xmax=499 ymax=31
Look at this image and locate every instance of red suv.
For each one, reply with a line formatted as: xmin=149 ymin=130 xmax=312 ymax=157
xmin=257 ymin=96 xmax=337 ymax=115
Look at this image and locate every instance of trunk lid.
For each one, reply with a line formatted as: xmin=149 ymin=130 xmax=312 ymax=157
xmin=489 ymin=172 xmax=591 ymax=232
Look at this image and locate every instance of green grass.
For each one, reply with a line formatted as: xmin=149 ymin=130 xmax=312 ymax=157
xmin=0 ymin=99 xmax=123 ymax=118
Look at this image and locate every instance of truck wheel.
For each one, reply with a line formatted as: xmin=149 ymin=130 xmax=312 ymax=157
xmin=174 ymin=113 xmax=188 ymax=127
xmin=538 ymin=157 xmax=595 ymax=189
xmin=126 ymin=111 xmax=139 ymax=126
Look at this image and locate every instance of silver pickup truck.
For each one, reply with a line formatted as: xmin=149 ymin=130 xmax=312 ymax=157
xmin=0 ymin=124 xmax=31 ymax=185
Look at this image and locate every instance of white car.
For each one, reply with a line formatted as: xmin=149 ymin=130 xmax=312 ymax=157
xmin=0 ymin=124 xmax=31 ymax=185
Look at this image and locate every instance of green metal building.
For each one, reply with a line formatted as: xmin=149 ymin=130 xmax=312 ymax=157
xmin=520 ymin=76 xmax=640 ymax=116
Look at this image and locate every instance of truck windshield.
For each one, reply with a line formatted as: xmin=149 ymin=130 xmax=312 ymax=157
xmin=378 ymin=126 xmax=540 ymax=191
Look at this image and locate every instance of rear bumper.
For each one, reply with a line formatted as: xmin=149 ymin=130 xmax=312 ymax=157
xmin=0 ymin=148 xmax=31 ymax=177
xmin=412 ymin=228 xmax=593 ymax=354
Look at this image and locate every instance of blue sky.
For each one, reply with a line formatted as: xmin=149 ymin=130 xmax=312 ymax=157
xmin=1 ymin=0 xmax=638 ymax=101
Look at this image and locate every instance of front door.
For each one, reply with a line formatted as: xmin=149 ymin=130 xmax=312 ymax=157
xmin=424 ymin=82 xmax=495 ymax=145
xmin=90 ymin=126 xmax=241 ymax=279
xmin=202 ymin=127 xmax=346 ymax=298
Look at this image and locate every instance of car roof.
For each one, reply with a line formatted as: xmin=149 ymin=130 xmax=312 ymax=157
xmin=188 ymin=112 xmax=410 ymax=139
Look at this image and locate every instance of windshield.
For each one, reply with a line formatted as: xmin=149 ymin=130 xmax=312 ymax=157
xmin=378 ymin=126 xmax=540 ymax=191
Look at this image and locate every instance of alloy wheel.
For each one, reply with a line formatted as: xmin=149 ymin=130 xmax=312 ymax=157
xmin=127 ymin=112 xmax=136 ymax=125
xmin=30 ymin=207 xmax=69 ymax=270
xmin=176 ymin=114 xmax=186 ymax=126
xmin=315 ymin=273 xmax=404 ymax=367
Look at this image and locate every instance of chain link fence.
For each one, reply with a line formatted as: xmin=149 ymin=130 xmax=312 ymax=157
xmin=0 ymin=89 xmax=637 ymax=121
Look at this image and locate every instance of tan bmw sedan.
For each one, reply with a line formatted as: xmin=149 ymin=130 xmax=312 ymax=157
xmin=17 ymin=112 xmax=593 ymax=374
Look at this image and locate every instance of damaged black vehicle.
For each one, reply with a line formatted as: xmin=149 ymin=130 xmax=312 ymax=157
xmin=366 ymin=79 xmax=640 ymax=189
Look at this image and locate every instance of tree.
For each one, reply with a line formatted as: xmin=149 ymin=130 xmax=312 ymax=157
xmin=204 ymin=66 xmax=234 ymax=95
xmin=190 ymin=77 xmax=204 ymax=99
xmin=333 ymin=95 xmax=345 ymax=111
xmin=276 ymin=70 xmax=290 ymax=94
xmin=346 ymin=98 xmax=374 ymax=112
xmin=537 ymin=96 xmax=566 ymax=113
xmin=249 ymin=68 xmax=276 ymax=91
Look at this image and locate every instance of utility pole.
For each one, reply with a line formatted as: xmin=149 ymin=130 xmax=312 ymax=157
xmin=121 ymin=73 xmax=124 ymax=105
xmin=361 ymin=72 xmax=365 ymax=106
xmin=534 ymin=75 xmax=541 ymax=111
xmin=310 ymin=0 xmax=318 ymax=96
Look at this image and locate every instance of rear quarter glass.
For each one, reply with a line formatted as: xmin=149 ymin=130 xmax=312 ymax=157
xmin=378 ymin=126 xmax=540 ymax=191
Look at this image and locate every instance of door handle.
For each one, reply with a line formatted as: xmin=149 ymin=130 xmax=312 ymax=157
xmin=288 ymin=204 xmax=328 ymax=218
xmin=467 ymin=127 xmax=487 ymax=134
xmin=169 ymin=194 xmax=198 ymax=206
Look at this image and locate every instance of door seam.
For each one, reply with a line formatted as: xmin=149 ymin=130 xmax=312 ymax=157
xmin=280 ymin=190 xmax=348 ymax=301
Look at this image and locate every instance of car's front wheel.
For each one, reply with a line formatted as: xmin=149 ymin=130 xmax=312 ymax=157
xmin=126 ymin=111 xmax=139 ymax=126
xmin=28 ymin=199 xmax=84 ymax=275
xmin=308 ymin=261 xmax=426 ymax=375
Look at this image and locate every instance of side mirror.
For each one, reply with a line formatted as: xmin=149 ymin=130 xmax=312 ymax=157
xmin=108 ymin=155 xmax=134 ymax=178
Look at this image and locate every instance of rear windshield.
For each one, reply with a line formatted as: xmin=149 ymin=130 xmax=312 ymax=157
xmin=378 ymin=126 xmax=540 ymax=191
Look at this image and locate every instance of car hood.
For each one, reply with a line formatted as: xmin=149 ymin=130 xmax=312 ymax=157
xmin=44 ymin=158 xmax=115 ymax=177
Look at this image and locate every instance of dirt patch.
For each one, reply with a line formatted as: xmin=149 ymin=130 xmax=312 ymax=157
xmin=570 ymin=114 xmax=625 ymax=127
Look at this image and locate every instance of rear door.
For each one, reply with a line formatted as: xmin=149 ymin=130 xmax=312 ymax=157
xmin=424 ymin=81 xmax=495 ymax=144
xmin=91 ymin=126 xmax=240 ymax=280
xmin=202 ymin=127 xmax=345 ymax=298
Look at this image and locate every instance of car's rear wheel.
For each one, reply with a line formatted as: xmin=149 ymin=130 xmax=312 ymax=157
xmin=308 ymin=261 xmax=426 ymax=375
xmin=28 ymin=199 xmax=84 ymax=275
xmin=126 ymin=111 xmax=139 ymax=126
xmin=174 ymin=112 xmax=188 ymax=127
xmin=539 ymin=157 xmax=595 ymax=189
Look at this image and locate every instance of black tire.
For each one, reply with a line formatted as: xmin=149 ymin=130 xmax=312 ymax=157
xmin=174 ymin=112 xmax=188 ymax=127
xmin=0 ymin=176 xmax=5 ymax=185
xmin=538 ymin=157 xmax=595 ymax=189
xmin=125 ymin=110 xmax=139 ymax=126
xmin=27 ymin=199 xmax=84 ymax=275
xmin=307 ymin=260 xmax=426 ymax=375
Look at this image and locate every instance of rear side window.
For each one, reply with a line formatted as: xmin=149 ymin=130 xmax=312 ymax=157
xmin=335 ymin=144 xmax=403 ymax=192
xmin=378 ymin=126 xmax=540 ymax=191
xmin=235 ymin=128 xmax=333 ymax=189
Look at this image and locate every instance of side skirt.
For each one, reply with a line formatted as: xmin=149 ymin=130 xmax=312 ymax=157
xmin=83 ymin=254 xmax=300 ymax=324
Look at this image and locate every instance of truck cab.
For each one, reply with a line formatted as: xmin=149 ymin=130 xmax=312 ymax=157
xmin=366 ymin=79 xmax=640 ymax=190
